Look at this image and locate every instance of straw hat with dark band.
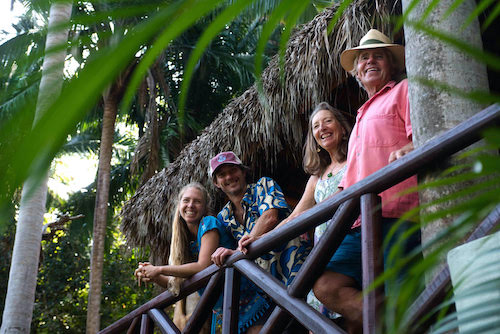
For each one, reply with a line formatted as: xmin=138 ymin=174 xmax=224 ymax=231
xmin=340 ymin=29 xmax=405 ymax=73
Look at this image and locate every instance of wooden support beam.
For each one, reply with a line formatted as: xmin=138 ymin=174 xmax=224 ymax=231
xmin=405 ymin=204 xmax=500 ymax=332
xmin=99 ymin=265 xmax=220 ymax=333
xmin=183 ymin=271 xmax=224 ymax=334
xmin=147 ymin=309 xmax=179 ymax=334
xmin=234 ymin=259 xmax=345 ymax=334
xmin=260 ymin=308 xmax=290 ymax=334
xmin=361 ymin=194 xmax=383 ymax=334
xmin=126 ymin=316 xmax=139 ymax=334
xmin=261 ymin=199 xmax=360 ymax=333
xmin=222 ymin=268 xmax=240 ymax=334
xmin=139 ymin=314 xmax=153 ymax=334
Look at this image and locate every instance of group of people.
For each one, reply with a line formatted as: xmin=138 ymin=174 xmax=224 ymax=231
xmin=134 ymin=29 xmax=421 ymax=334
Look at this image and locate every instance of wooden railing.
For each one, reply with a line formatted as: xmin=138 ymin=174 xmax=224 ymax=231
xmin=100 ymin=104 xmax=500 ymax=334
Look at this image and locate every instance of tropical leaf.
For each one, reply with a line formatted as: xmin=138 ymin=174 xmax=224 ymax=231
xmin=482 ymin=0 xmax=500 ymax=30
xmin=411 ymin=77 xmax=500 ymax=104
xmin=177 ymin=0 xmax=254 ymax=132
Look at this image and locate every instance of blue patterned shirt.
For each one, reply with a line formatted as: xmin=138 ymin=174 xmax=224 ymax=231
xmin=217 ymin=177 xmax=291 ymax=238
xmin=217 ymin=177 xmax=311 ymax=286
xmin=188 ymin=216 xmax=270 ymax=333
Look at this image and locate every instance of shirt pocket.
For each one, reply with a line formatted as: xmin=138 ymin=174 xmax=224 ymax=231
xmin=363 ymin=113 xmax=402 ymax=147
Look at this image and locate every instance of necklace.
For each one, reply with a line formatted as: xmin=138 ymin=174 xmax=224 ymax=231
xmin=326 ymin=163 xmax=343 ymax=178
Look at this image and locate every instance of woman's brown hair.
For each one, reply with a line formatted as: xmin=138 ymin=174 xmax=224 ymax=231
xmin=303 ymin=102 xmax=352 ymax=176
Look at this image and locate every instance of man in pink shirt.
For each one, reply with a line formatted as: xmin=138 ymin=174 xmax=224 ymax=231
xmin=341 ymin=75 xmax=418 ymax=226
xmin=311 ymin=29 xmax=421 ymax=334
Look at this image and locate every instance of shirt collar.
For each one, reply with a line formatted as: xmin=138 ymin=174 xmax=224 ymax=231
xmin=358 ymin=80 xmax=396 ymax=114
xmin=222 ymin=182 xmax=254 ymax=214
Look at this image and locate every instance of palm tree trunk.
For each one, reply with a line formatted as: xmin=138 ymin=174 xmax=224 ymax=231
xmin=86 ymin=89 xmax=118 ymax=334
xmin=0 ymin=2 xmax=72 ymax=333
xmin=402 ymin=0 xmax=489 ymax=279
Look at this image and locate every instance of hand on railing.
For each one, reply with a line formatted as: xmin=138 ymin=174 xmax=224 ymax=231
xmin=211 ymin=247 xmax=236 ymax=266
xmin=134 ymin=262 xmax=148 ymax=286
xmin=238 ymin=234 xmax=261 ymax=254
xmin=134 ymin=262 xmax=160 ymax=286
xmin=388 ymin=142 xmax=414 ymax=163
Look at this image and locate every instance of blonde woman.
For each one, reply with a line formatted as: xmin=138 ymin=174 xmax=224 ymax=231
xmin=135 ymin=182 xmax=270 ymax=334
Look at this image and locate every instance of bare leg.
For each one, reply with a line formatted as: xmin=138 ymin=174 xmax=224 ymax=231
xmin=313 ymin=271 xmax=363 ymax=334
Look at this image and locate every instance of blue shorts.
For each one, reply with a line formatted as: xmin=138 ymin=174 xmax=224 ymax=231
xmin=325 ymin=218 xmax=421 ymax=288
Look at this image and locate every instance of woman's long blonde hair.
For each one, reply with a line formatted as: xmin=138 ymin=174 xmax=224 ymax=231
xmin=168 ymin=182 xmax=211 ymax=294
xmin=303 ymin=102 xmax=352 ymax=176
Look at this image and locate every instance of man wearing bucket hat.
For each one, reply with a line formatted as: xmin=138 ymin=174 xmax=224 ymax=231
xmin=311 ymin=29 xmax=421 ymax=333
xmin=209 ymin=151 xmax=310 ymax=288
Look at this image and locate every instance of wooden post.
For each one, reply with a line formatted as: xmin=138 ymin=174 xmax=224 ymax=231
xmin=126 ymin=316 xmax=139 ymax=334
xmin=360 ymin=193 xmax=383 ymax=334
xmin=139 ymin=314 xmax=153 ymax=334
xmin=222 ymin=268 xmax=240 ymax=334
xmin=233 ymin=259 xmax=344 ymax=334
xmin=183 ymin=271 xmax=224 ymax=334
xmin=261 ymin=199 xmax=359 ymax=334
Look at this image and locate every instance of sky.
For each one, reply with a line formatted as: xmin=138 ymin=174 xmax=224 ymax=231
xmin=48 ymin=154 xmax=99 ymax=200
xmin=0 ymin=1 xmax=25 ymax=42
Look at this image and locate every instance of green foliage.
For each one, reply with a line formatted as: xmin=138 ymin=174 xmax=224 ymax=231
xmin=99 ymin=245 xmax=154 ymax=329
xmin=1 ymin=0 xmax=499 ymax=332
xmin=171 ymin=12 xmax=279 ymax=139
xmin=0 ymin=0 xmax=320 ymax=224
xmin=32 ymin=228 xmax=153 ymax=332
xmin=34 ymin=232 xmax=90 ymax=332
xmin=31 ymin=142 xmax=150 ymax=331
xmin=177 ymin=0 xmax=256 ymax=120
xmin=373 ymin=126 xmax=500 ymax=333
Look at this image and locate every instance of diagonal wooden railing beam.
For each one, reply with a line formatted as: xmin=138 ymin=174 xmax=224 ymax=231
xmin=405 ymin=204 xmax=500 ymax=333
xmin=183 ymin=271 xmax=224 ymax=334
xmin=233 ymin=259 xmax=345 ymax=334
xmin=126 ymin=316 xmax=139 ymax=334
xmin=99 ymin=265 xmax=220 ymax=333
xmin=148 ymin=308 xmax=179 ymax=334
xmin=261 ymin=199 xmax=360 ymax=333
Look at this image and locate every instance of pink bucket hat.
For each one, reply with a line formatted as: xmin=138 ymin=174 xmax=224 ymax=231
xmin=209 ymin=151 xmax=245 ymax=178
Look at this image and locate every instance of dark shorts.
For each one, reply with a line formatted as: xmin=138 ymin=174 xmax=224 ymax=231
xmin=325 ymin=218 xmax=421 ymax=288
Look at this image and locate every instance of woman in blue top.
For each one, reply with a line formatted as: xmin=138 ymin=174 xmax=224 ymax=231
xmin=135 ymin=182 xmax=270 ymax=333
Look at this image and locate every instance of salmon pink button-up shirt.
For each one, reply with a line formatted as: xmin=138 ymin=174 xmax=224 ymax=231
xmin=339 ymin=79 xmax=419 ymax=228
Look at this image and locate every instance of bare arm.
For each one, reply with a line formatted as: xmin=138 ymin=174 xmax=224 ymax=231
xmin=238 ymin=175 xmax=318 ymax=253
xmin=388 ymin=142 xmax=414 ymax=163
xmin=275 ymin=175 xmax=318 ymax=229
xmin=136 ymin=230 xmax=220 ymax=285
xmin=249 ymin=208 xmax=280 ymax=237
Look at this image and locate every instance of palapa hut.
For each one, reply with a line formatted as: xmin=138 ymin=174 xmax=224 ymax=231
xmin=121 ymin=0 xmax=403 ymax=264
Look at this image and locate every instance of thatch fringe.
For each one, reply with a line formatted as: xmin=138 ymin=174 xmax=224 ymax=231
xmin=120 ymin=0 xmax=400 ymax=262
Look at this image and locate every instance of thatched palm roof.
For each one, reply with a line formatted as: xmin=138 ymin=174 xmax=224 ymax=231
xmin=121 ymin=0 xmax=400 ymax=262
